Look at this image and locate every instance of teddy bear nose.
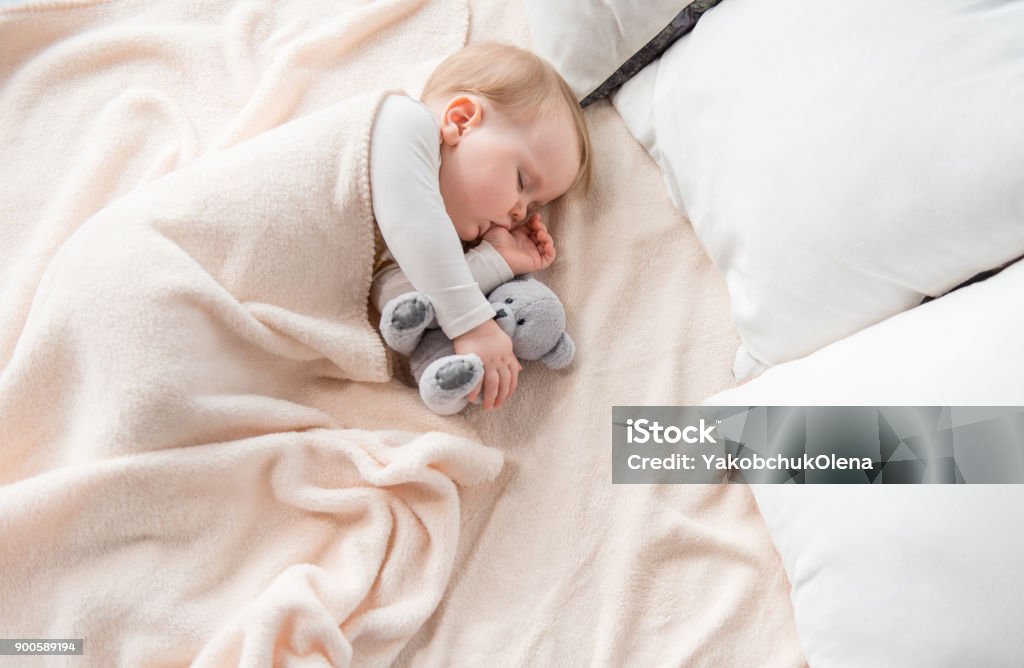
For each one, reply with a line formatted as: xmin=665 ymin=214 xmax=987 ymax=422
xmin=494 ymin=308 xmax=507 ymax=319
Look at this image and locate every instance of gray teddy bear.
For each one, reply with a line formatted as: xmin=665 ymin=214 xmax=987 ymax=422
xmin=379 ymin=276 xmax=575 ymax=415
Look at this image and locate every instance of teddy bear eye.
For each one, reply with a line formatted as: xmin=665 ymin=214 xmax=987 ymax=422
xmin=505 ymin=297 xmax=514 ymax=304
xmin=517 ymin=318 xmax=526 ymax=326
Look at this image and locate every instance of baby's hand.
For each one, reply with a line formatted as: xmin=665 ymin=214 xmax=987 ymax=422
xmin=483 ymin=213 xmax=556 ymax=276
xmin=453 ymin=319 xmax=522 ymax=410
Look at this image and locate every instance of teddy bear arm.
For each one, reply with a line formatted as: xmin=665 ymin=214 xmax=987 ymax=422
xmin=379 ymin=291 xmax=436 ymax=356
xmin=409 ymin=329 xmax=457 ymax=383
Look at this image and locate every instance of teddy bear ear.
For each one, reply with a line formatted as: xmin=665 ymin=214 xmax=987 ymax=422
xmin=541 ymin=331 xmax=575 ymax=369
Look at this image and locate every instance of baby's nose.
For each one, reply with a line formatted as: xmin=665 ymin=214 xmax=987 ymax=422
xmin=510 ymin=201 xmax=526 ymax=222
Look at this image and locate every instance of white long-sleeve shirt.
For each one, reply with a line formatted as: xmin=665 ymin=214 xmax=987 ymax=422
xmin=369 ymin=94 xmax=513 ymax=338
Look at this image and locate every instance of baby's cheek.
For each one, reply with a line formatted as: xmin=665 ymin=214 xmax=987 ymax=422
xmin=450 ymin=156 xmax=482 ymax=202
xmin=480 ymin=163 xmax=514 ymax=207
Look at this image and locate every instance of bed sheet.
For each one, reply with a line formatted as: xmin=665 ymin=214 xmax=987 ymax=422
xmin=394 ymin=3 xmax=805 ymax=666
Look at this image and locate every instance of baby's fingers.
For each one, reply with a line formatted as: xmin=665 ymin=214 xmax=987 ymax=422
xmin=494 ymin=365 xmax=512 ymax=409
xmin=467 ymin=378 xmax=482 ymax=403
xmin=535 ymin=230 xmax=556 ymax=264
xmin=507 ymin=362 xmax=520 ymax=401
xmin=482 ymin=368 xmax=500 ymax=410
xmin=529 ymin=219 xmax=552 ymax=243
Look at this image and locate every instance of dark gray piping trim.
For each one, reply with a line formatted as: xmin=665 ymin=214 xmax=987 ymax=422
xmin=580 ymin=0 xmax=723 ymax=108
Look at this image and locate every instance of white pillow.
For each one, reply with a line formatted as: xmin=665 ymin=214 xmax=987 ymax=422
xmin=614 ymin=0 xmax=1024 ymax=380
xmin=704 ymin=262 xmax=1024 ymax=666
xmin=705 ymin=259 xmax=1024 ymax=406
xmin=522 ymin=0 xmax=708 ymax=102
xmin=747 ymin=485 xmax=1024 ymax=668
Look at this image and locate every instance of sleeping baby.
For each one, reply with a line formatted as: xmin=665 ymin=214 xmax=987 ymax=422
xmin=368 ymin=42 xmax=592 ymax=410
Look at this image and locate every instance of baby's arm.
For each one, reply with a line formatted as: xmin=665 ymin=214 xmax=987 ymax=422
xmin=373 ymin=211 xmax=556 ymax=310
xmin=371 ymin=95 xmax=518 ymax=409
xmin=371 ymin=241 xmax=513 ymax=315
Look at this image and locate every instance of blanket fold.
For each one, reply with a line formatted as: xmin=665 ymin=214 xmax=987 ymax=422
xmin=0 ymin=2 xmax=500 ymax=665
xmin=0 ymin=428 xmax=501 ymax=666
xmin=2 ymin=92 xmax=394 ymax=473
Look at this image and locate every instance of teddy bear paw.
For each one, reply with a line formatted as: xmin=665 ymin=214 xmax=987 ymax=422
xmin=419 ymin=354 xmax=483 ymax=415
xmin=380 ymin=292 xmax=434 ymax=355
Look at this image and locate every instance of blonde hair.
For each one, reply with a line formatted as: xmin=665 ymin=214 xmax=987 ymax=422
xmin=421 ymin=42 xmax=593 ymax=196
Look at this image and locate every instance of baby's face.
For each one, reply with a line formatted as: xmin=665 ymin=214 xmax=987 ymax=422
xmin=434 ymin=96 xmax=580 ymax=242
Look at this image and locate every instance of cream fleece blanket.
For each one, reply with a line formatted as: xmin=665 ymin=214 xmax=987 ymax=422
xmin=1 ymin=0 xmax=805 ymax=666
xmin=0 ymin=1 xmax=504 ymax=666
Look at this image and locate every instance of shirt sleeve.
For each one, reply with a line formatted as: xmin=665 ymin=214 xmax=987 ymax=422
xmin=372 ymin=240 xmax=514 ymax=316
xmin=370 ymin=94 xmax=494 ymax=339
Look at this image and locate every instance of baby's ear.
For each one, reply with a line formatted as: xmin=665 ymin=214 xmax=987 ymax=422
xmin=541 ymin=332 xmax=575 ymax=369
xmin=440 ymin=95 xmax=483 ymax=146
